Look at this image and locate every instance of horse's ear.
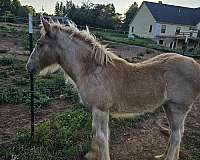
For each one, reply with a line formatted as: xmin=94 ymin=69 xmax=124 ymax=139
xmin=48 ymin=17 xmax=54 ymax=24
xmin=86 ymin=25 xmax=90 ymax=33
xmin=42 ymin=18 xmax=52 ymax=36
xmin=55 ymin=19 xmax=60 ymax=25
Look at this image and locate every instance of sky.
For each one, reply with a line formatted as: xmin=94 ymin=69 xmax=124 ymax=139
xmin=20 ymin=0 xmax=200 ymax=15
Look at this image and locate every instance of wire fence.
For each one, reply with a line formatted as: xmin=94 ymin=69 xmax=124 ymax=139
xmin=0 ymin=15 xmax=128 ymax=35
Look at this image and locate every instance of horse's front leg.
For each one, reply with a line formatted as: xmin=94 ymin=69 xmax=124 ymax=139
xmin=86 ymin=108 xmax=110 ymax=160
xmin=85 ymin=116 xmax=100 ymax=160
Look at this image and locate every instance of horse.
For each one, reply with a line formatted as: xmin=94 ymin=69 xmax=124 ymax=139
xmin=26 ymin=18 xmax=200 ymax=160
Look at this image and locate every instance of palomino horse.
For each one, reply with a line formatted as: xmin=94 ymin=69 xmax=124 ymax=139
xmin=26 ymin=18 xmax=200 ymax=160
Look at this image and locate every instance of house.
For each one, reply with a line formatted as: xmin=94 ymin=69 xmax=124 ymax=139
xmin=129 ymin=1 xmax=200 ymax=50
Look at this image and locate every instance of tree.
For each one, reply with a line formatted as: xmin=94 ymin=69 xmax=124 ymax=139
xmin=0 ymin=0 xmax=12 ymax=16
xmin=55 ymin=2 xmax=60 ymax=16
xmin=64 ymin=1 xmax=76 ymax=17
xmin=93 ymin=3 xmax=121 ymax=29
xmin=0 ymin=0 xmax=36 ymax=17
xmin=17 ymin=5 xmax=36 ymax=17
xmin=123 ymin=2 xmax=139 ymax=30
xmin=11 ymin=0 xmax=21 ymax=16
xmin=59 ymin=2 xmax=64 ymax=16
xmin=54 ymin=1 xmax=122 ymax=29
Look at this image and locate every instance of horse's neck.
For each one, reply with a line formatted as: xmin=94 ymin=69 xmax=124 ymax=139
xmin=59 ymin=39 xmax=94 ymax=86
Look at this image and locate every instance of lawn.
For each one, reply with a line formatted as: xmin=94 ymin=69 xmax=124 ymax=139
xmin=91 ymin=30 xmax=175 ymax=53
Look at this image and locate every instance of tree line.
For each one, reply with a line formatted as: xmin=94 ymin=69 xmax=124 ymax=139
xmin=0 ymin=0 xmax=36 ymax=17
xmin=54 ymin=1 xmax=139 ymax=30
xmin=0 ymin=0 xmax=138 ymax=30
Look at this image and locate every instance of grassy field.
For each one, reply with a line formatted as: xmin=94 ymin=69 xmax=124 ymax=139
xmin=91 ymin=30 xmax=176 ymax=53
xmin=0 ymin=24 xmax=200 ymax=160
xmin=0 ymin=55 xmax=163 ymax=160
xmin=0 ymin=54 xmax=91 ymax=160
xmin=0 ymin=55 xmax=78 ymax=106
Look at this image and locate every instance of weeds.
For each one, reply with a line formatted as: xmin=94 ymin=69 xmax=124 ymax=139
xmin=0 ymin=108 xmax=92 ymax=160
xmin=0 ymin=55 xmax=79 ymax=107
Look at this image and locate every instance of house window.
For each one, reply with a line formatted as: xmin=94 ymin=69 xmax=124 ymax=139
xmin=170 ymin=42 xmax=173 ymax=48
xmin=176 ymin=27 xmax=181 ymax=34
xmin=161 ymin=25 xmax=166 ymax=33
xmin=132 ymin=26 xmax=134 ymax=33
xmin=159 ymin=40 xmax=164 ymax=45
xmin=189 ymin=26 xmax=197 ymax=30
xmin=197 ymin=30 xmax=200 ymax=38
xmin=149 ymin=25 xmax=153 ymax=32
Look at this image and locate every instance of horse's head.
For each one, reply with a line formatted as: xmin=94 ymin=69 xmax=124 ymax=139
xmin=26 ymin=18 xmax=61 ymax=74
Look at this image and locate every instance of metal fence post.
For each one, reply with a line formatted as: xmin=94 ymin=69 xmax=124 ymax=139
xmin=28 ymin=13 xmax=34 ymax=138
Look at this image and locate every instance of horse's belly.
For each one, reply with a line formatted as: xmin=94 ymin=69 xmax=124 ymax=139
xmin=111 ymin=112 xmax=142 ymax=118
xmin=110 ymin=89 xmax=167 ymax=118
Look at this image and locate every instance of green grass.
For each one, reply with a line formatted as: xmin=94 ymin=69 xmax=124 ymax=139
xmin=0 ymin=24 xmax=199 ymax=160
xmin=92 ymin=30 xmax=175 ymax=53
xmin=0 ymin=108 xmax=92 ymax=160
xmin=0 ymin=24 xmax=40 ymax=51
xmin=0 ymin=55 xmax=79 ymax=107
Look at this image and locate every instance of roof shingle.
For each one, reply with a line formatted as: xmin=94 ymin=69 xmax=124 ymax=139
xmin=144 ymin=1 xmax=200 ymax=26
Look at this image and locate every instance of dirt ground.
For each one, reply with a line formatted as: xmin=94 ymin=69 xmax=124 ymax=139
xmin=0 ymin=24 xmax=200 ymax=160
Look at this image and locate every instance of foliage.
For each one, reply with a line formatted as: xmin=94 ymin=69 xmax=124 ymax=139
xmin=0 ymin=0 xmax=36 ymax=17
xmin=123 ymin=2 xmax=139 ymax=30
xmin=54 ymin=1 xmax=122 ymax=29
xmin=0 ymin=55 xmax=79 ymax=107
xmin=0 ymin=108 xmax=92 ymax=160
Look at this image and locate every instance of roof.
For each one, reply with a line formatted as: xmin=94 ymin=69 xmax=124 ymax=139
xmin=144 ymin=1 xmax=200 ymax=26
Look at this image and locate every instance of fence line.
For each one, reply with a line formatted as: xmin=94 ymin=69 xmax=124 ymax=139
xmin=0 ymin=15 xmax=128 ymax=35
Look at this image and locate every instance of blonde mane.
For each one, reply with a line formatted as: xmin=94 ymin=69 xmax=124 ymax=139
xmin=41 ymin=20 xmax=114 ymax=66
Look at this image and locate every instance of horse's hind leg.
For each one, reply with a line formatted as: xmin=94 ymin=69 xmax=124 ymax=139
xmin=86 ymin=108 xmax=110 ymax=160
xmin=163 ymin=102 xmax=190 ymax=160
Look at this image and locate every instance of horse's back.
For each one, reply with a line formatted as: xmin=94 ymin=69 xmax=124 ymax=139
xmin=108 ymin=53 xmax=200 ymax=115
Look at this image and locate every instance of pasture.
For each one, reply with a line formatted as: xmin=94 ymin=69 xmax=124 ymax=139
xmin=0 ymin=23 xmax=200 ymax=160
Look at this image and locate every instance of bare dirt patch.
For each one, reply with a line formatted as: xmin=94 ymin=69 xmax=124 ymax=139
xmin=110 ymin=103 xmax=200 ymax=160
xmin=0 ymin=100 xmax=74 ymax=145
xmin=0 ymin=24 xmax=199 ymax=160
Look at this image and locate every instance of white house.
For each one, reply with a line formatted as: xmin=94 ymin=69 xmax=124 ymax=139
xmin=129 ymin=1 xmax=200 ymax=50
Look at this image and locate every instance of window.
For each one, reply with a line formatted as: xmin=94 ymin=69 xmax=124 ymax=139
xmin=149 ymin=25 xmax=153 ymax=32
xmin=132 ymin=26 xmax=134 ymax=33
xmin=175 ymin=27 xmax=181 ymax=34
xmin=161 ymin=25 xmax=166 ymax=33
xmin=197 ymin=30 xmax=200 ymax=38
xmin=170 ymin=42 xmax=173 ymax=49
xmin=159 ymin=40 xmax=164 ymax=45
xmin=170 ymin=41 xmax=177 ymax=49
xmin=189 ymin=26 xmax=197 ymax=30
